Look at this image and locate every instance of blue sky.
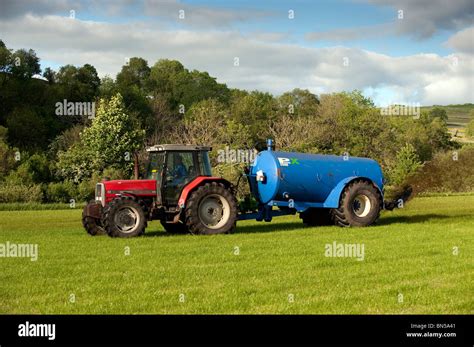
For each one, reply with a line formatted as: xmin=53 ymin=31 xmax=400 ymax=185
xmin=1 ymin=0 xmax=472 ymax=105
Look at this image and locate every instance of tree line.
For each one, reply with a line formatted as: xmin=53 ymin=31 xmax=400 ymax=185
xmin=0 ymin=39 xmax=469 ymax=203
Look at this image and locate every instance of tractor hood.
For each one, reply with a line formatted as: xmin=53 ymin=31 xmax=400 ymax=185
xmin=96 ymin=179 xmax=157 ymax=205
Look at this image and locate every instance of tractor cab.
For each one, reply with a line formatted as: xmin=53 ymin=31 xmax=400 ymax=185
xmin=145 ymin=144 xmax=213 ymax=205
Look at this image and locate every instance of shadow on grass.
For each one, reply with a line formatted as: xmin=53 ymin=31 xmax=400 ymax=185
xmin=235 ymin=221 xmax=319 ymax=234
xmin=143 ymin=230 xmax=178 ymax=237
xmin=377 ymin=213 xmax=464 ymax=226
xmin=142 ymin=213 xmax=470 ymax=237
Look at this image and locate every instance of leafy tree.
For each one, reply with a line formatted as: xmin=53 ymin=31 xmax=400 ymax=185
xmin=48 ymin=124 xmax=83 ymax=156
xmin=230 ymin=90 xmax=275 ymax=142
xmin=388 ymin=143 xmax=422 ymax=186
xmin=55 ymin=64 xmax=100 ymax=101
xmin=5 ymin=153 xmax=51 ymax=185
xmin=42 ymin=67 xmax=56 ymax=84
xmin=57 ymin=93 xmax=145 ymax=181
xmin=149 ymin=59 xmax=230 ymax=111
xmin=116 ymin=57 xmax=150 ymax=90
xmin=179 ymin=98 xmax=227 ymax=146
xmin=149 ymin=59 xmax=185 ymax=99
xmin=0 ymin=126 xmax=18 ymax=180
xmin=428 ymin=107 xmax=448 ymax=123
xmin=77 ymin=64 xmax=100 ymax=95
xmin=99 ymin=75 xmax=117 ymax=99
xmin=115 ymin=58 xmax=152 ymax=132
xmin=0 ymin=40 xmax=12 ymax=74
xmin=6 ymin=106 xmax=48 ymax=150
xmin=276 ymin=88 xmax=319 ymax=118
xmin=9 ymin=48 xmax=41 ymax=79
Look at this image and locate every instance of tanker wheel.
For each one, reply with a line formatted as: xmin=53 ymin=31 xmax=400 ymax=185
xmin=161 ymin=221 xmax=188 ymax=234
xmin=300 ymin=208 xmax=332 ymax=226
xmin=185 ymin=182 xmax=238 ymax=235
xmin=330 ymin=180 xmax=382 ymax=227
xmin=102 ymin=196 xmax=147 ymax=238
xmin=82 ymin=200 xmax=106 ymax=236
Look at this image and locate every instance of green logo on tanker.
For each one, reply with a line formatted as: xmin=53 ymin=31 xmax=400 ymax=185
xmin=277 ymin=157 xmax=300 ymax=166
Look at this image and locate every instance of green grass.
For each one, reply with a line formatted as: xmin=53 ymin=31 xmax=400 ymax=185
xmin=0 ymin=202 xmax=85 ymax=211
xmin=0 ymin=196 xmax=472 ymax=314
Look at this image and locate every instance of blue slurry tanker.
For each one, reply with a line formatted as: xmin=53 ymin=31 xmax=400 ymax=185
xmin=83 ymin=139 xmax=408 ymax=237
xmin=242 ymin=139 xmax=402 ymax=227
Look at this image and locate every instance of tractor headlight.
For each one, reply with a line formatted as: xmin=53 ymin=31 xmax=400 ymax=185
xmin=95 ymin=183 xmax=105 ymax=206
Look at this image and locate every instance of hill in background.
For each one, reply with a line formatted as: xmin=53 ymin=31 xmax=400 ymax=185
xmin=421 ymin=103 xmax=474 ymax=143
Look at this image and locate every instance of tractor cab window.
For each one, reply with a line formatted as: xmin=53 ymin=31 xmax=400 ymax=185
xmin=146 ymin=152 xmax=165 ymax=180
xmin=164 ymin=151 xmax=197 ymax=204
xmin=198 ymin=151 xmax=212 ymax=176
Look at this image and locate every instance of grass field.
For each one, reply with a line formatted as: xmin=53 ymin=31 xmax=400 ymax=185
xmin=0 ymin=196 xmax=472 ymax=314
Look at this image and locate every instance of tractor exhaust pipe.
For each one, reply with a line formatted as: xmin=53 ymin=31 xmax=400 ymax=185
xmin=134 ymin=152 xmax=139 ymax=180
xmin=384 ymin=186 xmax=413 ymax=211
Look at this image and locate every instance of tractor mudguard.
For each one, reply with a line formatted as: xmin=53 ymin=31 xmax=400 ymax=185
xmin=177 ymin=177 xmax=232 ymax=208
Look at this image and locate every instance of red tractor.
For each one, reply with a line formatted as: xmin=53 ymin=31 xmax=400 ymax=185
xmin=82 ymin=144 xmax=238 ymax=237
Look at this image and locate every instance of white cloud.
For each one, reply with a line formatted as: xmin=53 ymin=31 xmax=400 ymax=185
xmin=1 ymin=14 xmax=472 ymax=105
xmin=445 ymin=27 xmax=474 ymax=54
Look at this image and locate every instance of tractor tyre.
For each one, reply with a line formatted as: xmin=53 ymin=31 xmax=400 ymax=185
xmin=300 ymin=208 xmax=332 ymax=226
xmin=161 ymin=221 xmax=188 ymax=234
xmin=102 ymin=196 xmax=147 ymax=238
xmin=330 ymin=180 xmax=382 ymax=227
xmin=185 ymin=182 xmax=238 ymax=235
xmin=82 ymin=200 xmax=106 ymax=236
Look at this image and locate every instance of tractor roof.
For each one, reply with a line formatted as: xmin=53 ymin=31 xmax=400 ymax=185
xmin=146 ymin=144 xmax=212 ymax=152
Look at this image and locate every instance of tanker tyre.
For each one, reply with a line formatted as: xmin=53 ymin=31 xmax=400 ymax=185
xmin=330 ymin=180 xmax=382 ymax=227
xmin=300 ymin=208 xmax=332 ymax=226
xmin=82 ymin=200 xmax=106 ymax=236
xmin=102 ymin=196 xmax=147 ymax=238
xmin=161 ymin=221 xmax=188 ymax=234
xmin=185 ymin=182 xmax=238 ymax=235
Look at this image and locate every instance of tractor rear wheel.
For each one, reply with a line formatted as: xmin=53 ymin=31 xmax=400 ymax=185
xmin=82 ymin=200 xmax=106 ymax=236
xmin=300 ymin=208 xmax=332 ymax=226
xmin=185 ymin=182 xmax=238 ymax=235
xmin=102 ymin=196 xmax=147 ymax=237
xmin=330 ymin=180 xmax=382 ymax=227
xmin=161 ymin=221 xmax=188 ymax=234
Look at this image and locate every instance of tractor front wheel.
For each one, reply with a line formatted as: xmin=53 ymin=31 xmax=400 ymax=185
xmin=82 ymin=200 xmax=106 ymax=236
xmin=185 ymin=182 xmax=238 ymax=235
xmin=102 ymin=196 xmax=147 ymax=237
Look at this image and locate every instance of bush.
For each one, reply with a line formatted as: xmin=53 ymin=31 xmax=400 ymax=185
xmin=45 ymin=181 xmax=78 ymax=203
xmin=466 ymin=119 xmax=474 ymax=138
xmin=0 ymin=183 xmax=43 ymax=203
xmin=387 ymin=143 xmax=422 ymax=186
xmin=408 ymin=146 xmax=474 ymax=194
